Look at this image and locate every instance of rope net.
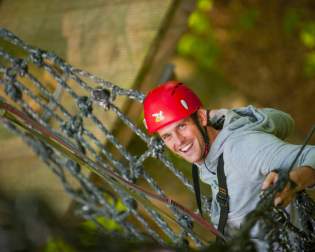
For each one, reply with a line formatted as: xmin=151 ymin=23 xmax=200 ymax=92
xmin=0 ymin=28 xmax=314 ymax=251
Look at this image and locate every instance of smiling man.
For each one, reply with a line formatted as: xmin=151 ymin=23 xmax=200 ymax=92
xmin=158 ymin=116 xmax=208 ymax=163
xmin=143 ymin=81 xmax=315 ymax=250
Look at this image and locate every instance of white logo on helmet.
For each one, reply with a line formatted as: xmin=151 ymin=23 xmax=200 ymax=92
xmin=152 ymin=111 xmax=164 ymax=122
xmin=180 ymin=99 xmax=189 ymax=110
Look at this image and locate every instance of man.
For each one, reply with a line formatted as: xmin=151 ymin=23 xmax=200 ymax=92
xmin=143 ymin=80 xmax=315 ymax=249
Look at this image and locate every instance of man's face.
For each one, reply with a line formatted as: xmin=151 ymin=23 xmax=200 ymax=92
xmin=157 ymin=117 xmax=205 ymax=164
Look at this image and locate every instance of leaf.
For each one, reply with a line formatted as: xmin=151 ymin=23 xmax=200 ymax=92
xmin=197 ymin=0 xmax=213 ymax=12
xmin=188 ymin=11 xmax=211 ymax=34
xmin=304 ymin=51 xmax=315 ymax=76
xmin=177 ymin=34 xmax=198 ymax=56
xmin=44 ymin=238 xmax=76 ymax=252
xmin=300 ymin=22 xmax=315 ymax=48
xmin=81 ymin=216 xmax=122 ymax=232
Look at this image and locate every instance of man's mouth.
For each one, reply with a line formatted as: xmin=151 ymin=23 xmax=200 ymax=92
xmin=178 ymin=143 xmax=193 ymax=153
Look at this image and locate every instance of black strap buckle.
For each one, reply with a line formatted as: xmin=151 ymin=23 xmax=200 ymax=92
xmin=216 ymin=188 xmax=229 ymax=209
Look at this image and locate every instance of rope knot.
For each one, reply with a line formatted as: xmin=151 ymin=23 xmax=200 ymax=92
xmin=110 ymin=86 xmax=119 ymax=102
xmin=11 ymin=58 xmax=28 ymax=77
xmin=4 ymin=67 xmax=16 ymax=83
xmin=4 ymin=80 xmax=22 ymax=101
xmin=129 ymin=162 xmax=143 ymax=182
xmin=91 ymin=87 xmax=111 ymax=110
xmin=30 ymin=49 xmax=44 ymax=67
xmin=125 ymin=198 xmax=138 ymax=210
xmin=61 ymin=115 xmax=83 ymax=137
xmin=148 ymin=137 xmax=164 ymax=158
xmin=77 ymin=96 xmax=93 ymax=117
xmin=46 ymin=51 xmax=66 ymax=69
xmin=178 ymin=215 xmax=193 ymax=230
xmin=66 ymin=159 xmax=81 ymax=174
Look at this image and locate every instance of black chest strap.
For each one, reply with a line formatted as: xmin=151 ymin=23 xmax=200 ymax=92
xmin=216 ymin=153 xmax=229 ymax=242
xmin=191 ymin=153 xmax=229 ymax=242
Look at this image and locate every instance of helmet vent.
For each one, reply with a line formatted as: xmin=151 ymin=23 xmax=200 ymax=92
xmin=171 ymin=83 xmax=183 ymax=95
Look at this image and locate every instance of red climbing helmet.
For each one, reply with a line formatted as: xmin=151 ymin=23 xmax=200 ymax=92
xmin=143 ymin=80 xmax=202 ymax=134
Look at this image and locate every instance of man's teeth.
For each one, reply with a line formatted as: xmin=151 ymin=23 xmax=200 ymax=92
xmin=180 ymin=143 xmax=192 ymax=152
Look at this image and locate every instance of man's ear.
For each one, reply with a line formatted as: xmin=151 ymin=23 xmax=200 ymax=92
xmin=197 ymin=108 xmax=207 ymax=127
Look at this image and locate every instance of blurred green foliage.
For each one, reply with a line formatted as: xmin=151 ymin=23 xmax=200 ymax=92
xmin=300 ymin=21 xmax=315 ymax=76
xmin=304 ymin=51 xmax=315 ymax=76
xmin=177 ymin=0 xmax=219 ymax=70
xmin=188 ymin=10 xmax=211 ymax=34
xmin=44 ymin=238 xmax=76 ymax=252
xmin=197 ymin=0 xmax=213 ymax=12
xmin=79 ymin=216 xmax=122 ymax=247
xmin=80 ymin=196 xmax=126 ymax=234
xmin=300 ymin=22 xmax=315 ymax=48
xmin=43 ymin=196 xmax=127 ymax=251
xmin=177 ymin=33 xmax=218 ymax=69
xmin=281 ymin=8 xmax=315 ymax=76
xmin=283 ymin=8 xmax=302 ymax=34
xmin=237 ymin=8 xmax=259 ymax=30
xmin=178 ymin=2 xmax=315 ymax=77
xmin=81 ymin=216 xmax=123 ymax=233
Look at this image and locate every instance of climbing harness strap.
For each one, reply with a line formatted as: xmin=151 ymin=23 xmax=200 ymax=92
xmin=191 ymin=153 xmax=229 ymax=244
xmin=216 ymin=153 xmax=229 ymax=243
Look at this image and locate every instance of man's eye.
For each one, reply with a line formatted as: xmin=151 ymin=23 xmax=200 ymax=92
xmin=162 ymin=134 xmax=170 ymax=141
xmin=178 ymin=124 xmax=186 ymax=129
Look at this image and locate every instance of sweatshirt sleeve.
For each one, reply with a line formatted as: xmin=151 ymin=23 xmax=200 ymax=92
xmin=226 ymin=131 xmax=315 ymax=179
xmin=259 ymin=108 xmax=295 ymax=140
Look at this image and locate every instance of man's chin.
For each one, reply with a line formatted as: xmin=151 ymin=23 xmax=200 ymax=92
xmin=181 ymin=155 xmax=199 ymax=164
xmin=176 ymin=149 xmax=201 ymax=163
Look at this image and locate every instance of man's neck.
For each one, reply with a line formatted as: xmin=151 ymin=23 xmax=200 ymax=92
xmin=207 ymin=126 xmax=220 ymax=145
xmin=195 ymin=126 xmax=220 ymax=165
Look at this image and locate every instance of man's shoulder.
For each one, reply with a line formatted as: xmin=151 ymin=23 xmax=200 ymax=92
xmin=220 ymin=105 xmax=294 ymax=140
xmin=221 ymin=130 xmax=280 ymax=161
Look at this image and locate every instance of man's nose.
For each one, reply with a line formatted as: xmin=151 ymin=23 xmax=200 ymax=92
xmin=173 ymin=132 xmax=185 ymax=147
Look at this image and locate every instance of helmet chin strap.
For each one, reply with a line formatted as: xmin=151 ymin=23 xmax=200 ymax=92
xmin=191 ymin=111 xmax=210 ymax=160
xmin=191 ymin=111 xmax=210 ymax=217
xmin=203 ymin=108 xmax=213 ymax=157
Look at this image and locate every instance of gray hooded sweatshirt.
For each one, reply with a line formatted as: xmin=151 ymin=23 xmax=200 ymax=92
xmin=196 ymin=105 xmax=315 ymax=249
